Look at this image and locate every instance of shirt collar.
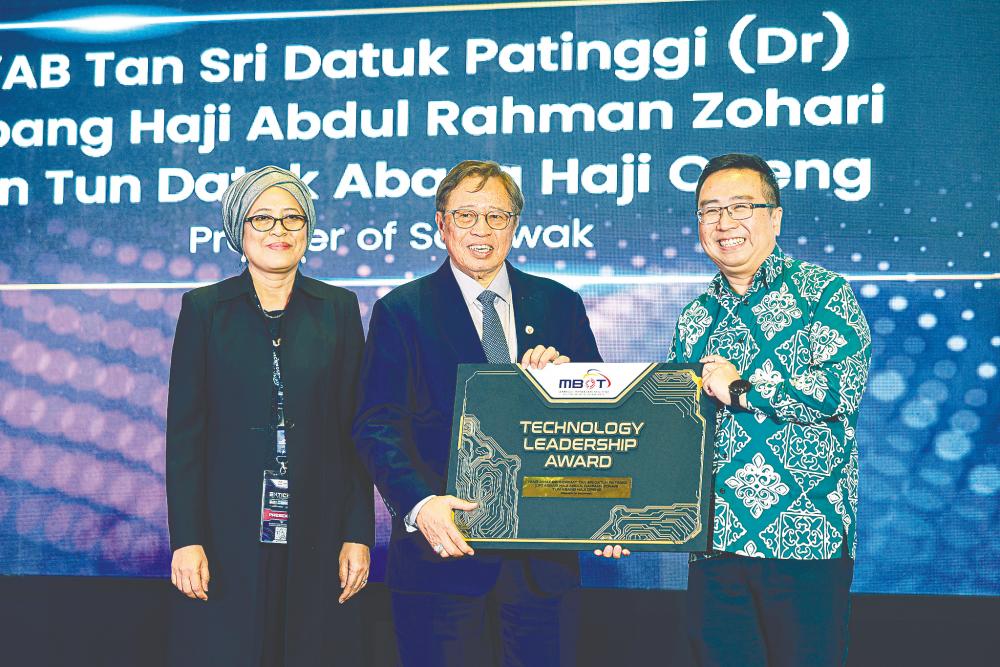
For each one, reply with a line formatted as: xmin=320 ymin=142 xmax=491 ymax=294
xmin=230 ymin=268 xmax=325 ymax=307
xmin=450 ymin=260 xmax=512 ymax=307
xmin=709 ymin=244 xmax=787 ymax=299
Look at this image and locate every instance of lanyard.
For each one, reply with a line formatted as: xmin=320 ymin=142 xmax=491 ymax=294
xmin=250 ymin=287 xmax=290 ymax=476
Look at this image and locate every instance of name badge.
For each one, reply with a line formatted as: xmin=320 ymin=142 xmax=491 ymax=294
xmin=260 ymin=471 xmax=289 ymax=544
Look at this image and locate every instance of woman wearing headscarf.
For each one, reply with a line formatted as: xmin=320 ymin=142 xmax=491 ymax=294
xmin=165 ymin=166 xmax=373 ymax=666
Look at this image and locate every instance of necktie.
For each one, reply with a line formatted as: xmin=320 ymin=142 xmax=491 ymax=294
xmin=476 ymin=290 xmax=510 ymax=363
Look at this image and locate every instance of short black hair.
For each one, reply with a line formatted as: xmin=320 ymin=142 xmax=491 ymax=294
xmin=695 ymin=153 xmax=780 ymax=208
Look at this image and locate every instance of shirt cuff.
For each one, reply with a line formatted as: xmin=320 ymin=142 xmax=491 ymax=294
xmin=404 ymin=495 xmax=436 ymax=532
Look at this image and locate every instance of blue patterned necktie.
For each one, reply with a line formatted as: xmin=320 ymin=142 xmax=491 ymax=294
xmin=476 ymin=290 xmax=510 ymax=363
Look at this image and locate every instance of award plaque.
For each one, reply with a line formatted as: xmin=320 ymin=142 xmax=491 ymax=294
xmin=445 ymin=363 xmax=716 ymax=551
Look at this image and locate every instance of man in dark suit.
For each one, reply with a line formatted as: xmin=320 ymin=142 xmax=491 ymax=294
xmin=353 ymin=160 xmax=602 ymax=665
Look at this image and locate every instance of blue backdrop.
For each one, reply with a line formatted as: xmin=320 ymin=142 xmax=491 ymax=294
xmin=0 ymin=0 xmax=997 ymax=596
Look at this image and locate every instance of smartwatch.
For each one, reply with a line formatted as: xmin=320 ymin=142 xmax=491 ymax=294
xmin=728 ymin=379 xmax=752 ymax=410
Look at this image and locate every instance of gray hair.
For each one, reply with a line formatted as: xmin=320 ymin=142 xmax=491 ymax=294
xmin=221 ymin=166 xmax=316 ymax=254
xmin=435 ymin=160 xmax=524 ymax=215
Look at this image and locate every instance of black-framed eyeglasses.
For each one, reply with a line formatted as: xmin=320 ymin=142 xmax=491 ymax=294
xmin=697 ymin=203 xmax=777 ymax=225
xmin=445 ymin=208 xmax=518 ymax=230
xmin=244 ymin=214 xmax=308 ymax=233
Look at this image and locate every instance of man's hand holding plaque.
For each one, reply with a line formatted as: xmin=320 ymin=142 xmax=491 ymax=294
xmin=415 ymin=495 xmax=479 ymax=558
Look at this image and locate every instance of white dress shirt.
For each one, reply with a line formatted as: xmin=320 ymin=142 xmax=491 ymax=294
xmin=404 ymin=261 xmax=519 ymax=532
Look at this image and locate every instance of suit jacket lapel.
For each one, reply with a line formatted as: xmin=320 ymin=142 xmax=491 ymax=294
xmin=427 ymin=261 xmax=487 ymax=363
xmin=279 ymin=281 xmax=317 ymax=407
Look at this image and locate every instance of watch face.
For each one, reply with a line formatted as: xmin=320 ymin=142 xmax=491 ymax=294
xmin=730 ymin=380 xmax=752 ymax=394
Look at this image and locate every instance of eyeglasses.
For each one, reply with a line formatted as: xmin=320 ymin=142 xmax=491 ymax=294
xmin=445 ymin=208 xmax=517 ymax=230
xmin=244 ymin=214 xmax=308 ymax=233
xmin=696 ymin=203 xmax=776 ymax=225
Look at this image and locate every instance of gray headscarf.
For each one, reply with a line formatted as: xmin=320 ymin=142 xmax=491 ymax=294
xmin=221 ymin=166 xmax=316 ymax=255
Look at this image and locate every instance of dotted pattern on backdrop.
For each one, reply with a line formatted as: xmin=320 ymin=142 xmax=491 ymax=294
xmin=1 ymin=233 xmax=997 ymax=594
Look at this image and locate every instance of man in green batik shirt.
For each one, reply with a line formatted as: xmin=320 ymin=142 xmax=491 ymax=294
xmin=669 ymin=154 xmax=871 ymax=667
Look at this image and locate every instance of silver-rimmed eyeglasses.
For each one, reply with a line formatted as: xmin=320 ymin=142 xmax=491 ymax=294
xmin=445 ymin=209 xmax=517 ymax=230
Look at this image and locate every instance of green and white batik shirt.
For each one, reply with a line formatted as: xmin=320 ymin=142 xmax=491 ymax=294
xmin=669 ymin=245 xmax=871 ymax=560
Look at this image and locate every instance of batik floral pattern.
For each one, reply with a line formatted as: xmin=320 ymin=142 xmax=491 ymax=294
xmin=672 ymin=246 xmax=870 ymax=561
xmin=752 ymin=283 xmax=803 ymax=340
xmin=714 ymin=415 xmax=751 ymax=472
xmin=790 ymin=261 xmax=836 ymax=303
xmin=676 ymin=301 xmax=714 ymax=359
xmin=712 ymin=496 xmax=747 ymax=550
xmin=809 ymin=322 xmax=848 ymax=364
xmin=725 ymin=453 xmax=790 ymax=519
xmin=749 ymin=359 xmax=782 ymax=399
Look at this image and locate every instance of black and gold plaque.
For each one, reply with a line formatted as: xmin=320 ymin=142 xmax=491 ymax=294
xmin=445 ymin=363 xmax=716 ymax=551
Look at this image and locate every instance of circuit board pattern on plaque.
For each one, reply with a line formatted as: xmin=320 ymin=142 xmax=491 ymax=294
xmin=637 ymin=370 xmax=701 ymax=418
xmin=453 ymin=414 xmax=521 ymax=539
xmin=590 ymin=504 xmax=701 ymax=542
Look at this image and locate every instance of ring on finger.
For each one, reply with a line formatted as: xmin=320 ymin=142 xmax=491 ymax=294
xmin=433 ymin=543 xmax=445 ymax=554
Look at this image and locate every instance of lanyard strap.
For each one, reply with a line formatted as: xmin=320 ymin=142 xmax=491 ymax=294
xmin=271 ymin=341 xmax=288 ymax=474
xmin=251 ymin=286 xmax=290 ymax=475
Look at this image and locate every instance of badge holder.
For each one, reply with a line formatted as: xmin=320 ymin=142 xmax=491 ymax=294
xmin=260 ymin=416 xmax=292 ymax=544
xmin=260 ymin=470 xmax=289 ymax=544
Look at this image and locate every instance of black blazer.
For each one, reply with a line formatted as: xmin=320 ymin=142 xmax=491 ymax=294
xmin=353 ymin=261 xmax=602 ymax=596
xmin=165 ymin=270 xmax=373 ymax=667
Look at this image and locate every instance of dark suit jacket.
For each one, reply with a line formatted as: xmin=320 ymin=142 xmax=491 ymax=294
xmin=353 ymin=261 xmax=602 ymax=596
xmin=165 ymin=270 xmax=373 ymax=667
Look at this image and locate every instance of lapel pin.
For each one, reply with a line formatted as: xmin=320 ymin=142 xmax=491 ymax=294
xmin=524 ymin=325 xmax=534 ymax=335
